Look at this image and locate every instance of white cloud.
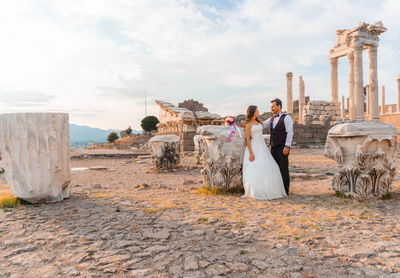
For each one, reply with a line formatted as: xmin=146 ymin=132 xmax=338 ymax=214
xmin=0 ymin=0 xmax=399 ymax=129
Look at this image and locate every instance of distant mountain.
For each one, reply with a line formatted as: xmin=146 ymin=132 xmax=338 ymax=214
xmin=69 ymin=124 xmax=141 ymax=146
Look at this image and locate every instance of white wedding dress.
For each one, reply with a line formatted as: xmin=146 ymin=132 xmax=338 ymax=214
xmin=243 ymin=123 xmax=287 ymax=200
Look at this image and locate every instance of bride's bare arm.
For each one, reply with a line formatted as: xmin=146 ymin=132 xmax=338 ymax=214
xmin=245 ymin=124 xmax=255 ymax=162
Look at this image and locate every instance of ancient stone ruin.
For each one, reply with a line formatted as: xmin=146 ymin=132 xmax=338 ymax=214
xmin=178 ymin=99 xmax=208 ymax=112
xmin=196 ymin=125 xmax=245 ymax=192
xmin=325 ymin=121 xmax=398 ymax=199
xmin=378 ymin=75 xmax=400 ymax=143
xmin=0 ymin=113 xmax=71 ymax=203
xmin=303 ymin=101 xmax=339 ymax=126
xmin=277 ymin=74 xmax=335 ymax=148
xmin=324 ymin=22 xmax=399 ymax=199
xmin=193 ymin=134 xmax=204 ymax=164
xmin=148 ymin=135 xmax=180 ymax=171
xmin=329 ymin=21 xmax=386 ymax=121
xmin=195 ymin=126 xmax=271 ymax=192
xmin=155 ymin=100 xmax=223 ymax=153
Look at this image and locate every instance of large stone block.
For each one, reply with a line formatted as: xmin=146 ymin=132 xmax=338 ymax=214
xmin=325 ymin=121 xmax=398 ymax=199
xmin=197 ymin=125 xmax=245 ymax=192
xmin=0 ymin=113 xmax=71 ymax=203
xmin=148 ymin=135 xmax=180 ymax=170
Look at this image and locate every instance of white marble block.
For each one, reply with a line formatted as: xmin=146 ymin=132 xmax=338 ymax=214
xmin=148 ymin=135 xmax=180 ymax=170
xmin=324 ymin=121 xmax=398 ymax=199
xmin=0 ymin=113 xmax=71 ymax=203
xmin=197 ymin=125 xmax=245 ymax=192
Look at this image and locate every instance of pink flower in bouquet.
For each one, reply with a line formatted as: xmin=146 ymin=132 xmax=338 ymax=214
xmin=224 ymin=116 xmax=234 ymax=126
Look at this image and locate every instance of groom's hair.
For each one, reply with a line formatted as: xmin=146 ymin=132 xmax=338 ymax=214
xmin=271 ymin=98 xmax=282 ymax=108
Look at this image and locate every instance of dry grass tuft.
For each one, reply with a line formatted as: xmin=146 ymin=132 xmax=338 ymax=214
xmin=197 ymin=217 xmax=208 ymax=224
xmin=195 ymin=186 xmax=243 ymax=196
xmin=0 ymin=197 xmax=20 ymax=210
xmin=142 ymin=207 xmax=167 ymax=214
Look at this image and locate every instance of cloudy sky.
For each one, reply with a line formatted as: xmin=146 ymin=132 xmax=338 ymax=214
xmin=0 ymin=0 xmax=399 ymax=130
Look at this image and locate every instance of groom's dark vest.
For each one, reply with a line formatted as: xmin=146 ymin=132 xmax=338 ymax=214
xmin=270 ymin=114 xmax=287 ymax=147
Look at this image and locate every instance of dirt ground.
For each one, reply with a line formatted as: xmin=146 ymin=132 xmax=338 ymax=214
xmin=1 ymin=148 xmax=400 ymax=277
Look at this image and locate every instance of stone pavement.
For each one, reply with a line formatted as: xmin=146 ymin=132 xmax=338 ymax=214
xmin=1 ymin=149 xmax=400 ymax=277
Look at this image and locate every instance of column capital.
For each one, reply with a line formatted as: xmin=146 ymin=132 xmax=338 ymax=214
xmin=347 ymin=51 xmax=354 ymax=60
xmin=330 ymin=57 xmax=338 ymax=66
xmin=286 ymin=72 xmax=293 ymax=78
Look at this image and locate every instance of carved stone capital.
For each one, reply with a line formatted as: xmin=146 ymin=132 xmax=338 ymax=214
xmin=197 ymin=125 xmax=246 ymax=192
xmin=148 ymin=135 xmax=180 ymax=170
xmin=324 ymin=121 xmax=398 ymax=199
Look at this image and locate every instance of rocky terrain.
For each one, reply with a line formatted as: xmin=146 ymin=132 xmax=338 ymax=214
xmin=1 ymin=149 xmax=400 ymax=277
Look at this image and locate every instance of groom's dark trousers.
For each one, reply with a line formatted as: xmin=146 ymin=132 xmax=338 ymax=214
xmin=271 ymin=144 xmax=290 ymax=195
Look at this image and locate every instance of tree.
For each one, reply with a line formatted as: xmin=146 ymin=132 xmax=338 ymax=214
xmin=141 ymin=116 xmax=159 ymax=133
xmin=125 ymin=126 xmax=132 ymax=136
xmin=107 ymin=132 xmax=119 ymax=143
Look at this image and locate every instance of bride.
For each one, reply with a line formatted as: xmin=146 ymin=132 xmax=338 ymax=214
xmin=242 ymin=105 xmax=287 ymax=200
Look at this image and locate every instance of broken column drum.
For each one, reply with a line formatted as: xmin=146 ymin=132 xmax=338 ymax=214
xmin=0 ymin=113 xmax=71 ymax=203
xmin=324 ymin=121 xmax=398 ymax=199
xmin=197 ymin=125 xmax=245 ymax=192
xmin=148 ymin=135 xmax=180 ymax=170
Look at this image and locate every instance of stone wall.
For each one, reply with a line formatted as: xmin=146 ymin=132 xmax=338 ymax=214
xmin=303 ymin=100 xmax=340 ymax=126
xmin=264 ymin=123 xmax=331 ymax=148
xmin=379 ymin=104 xmax=397 ymax=114
xmin=292 ymin=123 xmax=331 ymax=147
xmin=293 ymin=97 xmax=310 ymax=114
xmin=380 ymin=113 xmax=400 ymax=143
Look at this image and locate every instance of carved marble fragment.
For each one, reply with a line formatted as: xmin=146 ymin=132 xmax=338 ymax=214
xmin=0 ymin=113 xmax=71 ymax=203
xmin=324 ymin=121 xmax=398 ymax=199
xmin=197 ymin=125 xmax=245 ymax=192
xmin=148 ymin=135 xmax=180 ymax=170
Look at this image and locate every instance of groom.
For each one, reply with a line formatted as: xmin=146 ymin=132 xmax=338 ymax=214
xmin=263 ymin=98 xmax=293 ymax=195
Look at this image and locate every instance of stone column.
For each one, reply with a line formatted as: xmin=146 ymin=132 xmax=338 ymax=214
xmin=299 ymin=76 xmax=305 ymax=125
xmin=369 ymin=46 xmax=379 ymax=121
xmin=330 ymin=58 xmax=339 ymax=105
xmin=0 ymin=113 xmax=71 ymax=203
xmin=381 ymin=86 xmax=385 ymax=115
xmin=341 ymin=95 xmax=345 ymax=119
xmin=353 ymin=44 xmax=364 ymax=121
xmin=348 ymin=52 xmax=355 ymax=120
xmin=397 ymin=74 xmax=400 ymax=113
xmin=286 ymin=72 xmax=293 ymax=114
xmin=365 ymin=85 xmax=370 ymax=118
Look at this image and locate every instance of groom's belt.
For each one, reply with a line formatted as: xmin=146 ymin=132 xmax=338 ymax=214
xmin=270 ymin=143 xmax=284 ymax=147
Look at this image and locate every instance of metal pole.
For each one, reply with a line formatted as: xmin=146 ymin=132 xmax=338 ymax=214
xmin=145 ymin=89 xmax=147 ymax=116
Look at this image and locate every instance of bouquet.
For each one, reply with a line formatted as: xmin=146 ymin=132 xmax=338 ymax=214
xmin=224 ymin=116 xmax=235 ymax=126
xmin=224 ymin=116 xmax=242 ymax=142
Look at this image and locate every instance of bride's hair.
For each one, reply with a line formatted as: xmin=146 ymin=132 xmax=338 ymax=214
xmin=244 ymin=105 xmax=261 ymax=127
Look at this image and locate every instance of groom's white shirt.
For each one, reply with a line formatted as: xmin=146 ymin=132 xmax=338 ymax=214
xmin=262 ymin=112 xmax=293 ymax=147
